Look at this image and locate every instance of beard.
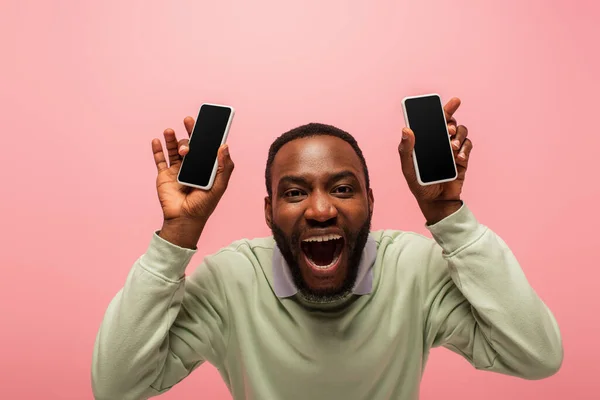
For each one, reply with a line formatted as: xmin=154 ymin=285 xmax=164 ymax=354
xmin=271 ymin=212 xmax=372 ymax=304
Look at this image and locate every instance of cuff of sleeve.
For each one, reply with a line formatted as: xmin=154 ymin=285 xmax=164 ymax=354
xmin=426 ymin=203 xmax=487 ymax=255
xmin=138 ymin=231 xmax=198 ymax=282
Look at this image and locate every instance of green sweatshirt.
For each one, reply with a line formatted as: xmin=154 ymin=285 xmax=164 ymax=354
xmin=92 ymin=204 xmax=563 ymax=400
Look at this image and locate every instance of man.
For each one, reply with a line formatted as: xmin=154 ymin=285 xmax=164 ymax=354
xmin=92 ymin=97 xmax=563 ymax=400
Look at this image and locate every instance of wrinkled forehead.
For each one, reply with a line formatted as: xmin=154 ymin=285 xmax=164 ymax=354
xmin=271 ymin=135 xmax=364 ymax=184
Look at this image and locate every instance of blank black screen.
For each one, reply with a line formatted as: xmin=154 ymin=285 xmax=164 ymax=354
xmin=178 ymin=105 xmax=232 ymax=187
xmin=404 ymin=95 xmax=456 ymax=183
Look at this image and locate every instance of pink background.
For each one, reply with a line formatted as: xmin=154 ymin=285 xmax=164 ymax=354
xmin=1 ymin=0 xmax=599 ymax=398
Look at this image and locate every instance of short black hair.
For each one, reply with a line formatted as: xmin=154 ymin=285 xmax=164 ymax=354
xmin=265 ymin=122 xmax=370 ymax=198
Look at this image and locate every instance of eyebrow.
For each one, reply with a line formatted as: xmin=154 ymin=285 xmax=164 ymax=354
xmin=277 ymin=170 xmax=360 ymax=192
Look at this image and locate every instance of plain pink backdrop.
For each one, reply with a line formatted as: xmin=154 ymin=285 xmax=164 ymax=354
xmin=1 ymin=0 xmax=599 ymax=399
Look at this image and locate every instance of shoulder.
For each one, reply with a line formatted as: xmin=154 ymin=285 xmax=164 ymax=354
xmin=189 ymin=236 xmax=276 ymax=285
xmin=371 ymin=229 xmax=438 ymax=255
xmin=208 ymin=236 xmax=275 ymax=264
xmin=370 ymin=229 xmax=446 ymax=286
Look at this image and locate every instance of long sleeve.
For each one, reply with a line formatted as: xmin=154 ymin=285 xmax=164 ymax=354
xmin=422 ymin=204 xmax=563 ymax=380
xmin=91 ymin=232 xmax=231 ymax=400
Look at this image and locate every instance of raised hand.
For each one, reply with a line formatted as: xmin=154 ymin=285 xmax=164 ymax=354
xmin=398 ymin=97 xmax=473 ymax=224
xmin=151 ymin=116 xmax=234 ymax=248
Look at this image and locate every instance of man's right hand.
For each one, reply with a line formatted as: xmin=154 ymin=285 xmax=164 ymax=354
xmin=151 ymin=116 xmax=235 ymax=249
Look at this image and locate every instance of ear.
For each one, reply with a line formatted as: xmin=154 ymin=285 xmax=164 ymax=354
xmin=367 ymin=188 xmax=374 ymax=216
xmin=264 ymin=196 xmax=273 ymax=229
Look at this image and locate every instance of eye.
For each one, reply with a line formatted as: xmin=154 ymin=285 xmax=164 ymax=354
xmin=333 ymin=185 xmax=354 ymax=195
xmin=284 ymin=189 xmax=306 ymax=199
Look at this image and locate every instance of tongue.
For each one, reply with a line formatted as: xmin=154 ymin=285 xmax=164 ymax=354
xmin=306 ymin=241 xmax=336 ymax=266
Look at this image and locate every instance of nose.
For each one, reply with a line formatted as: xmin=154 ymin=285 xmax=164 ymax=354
xmin=304 ymin=190 xmax=338 ymax=223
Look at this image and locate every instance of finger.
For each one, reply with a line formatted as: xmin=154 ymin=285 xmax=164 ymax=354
xmin=456 ymin=138 xmax=473 ymax=177
xmin=163 ymin=128 xmax=180 ymax=167
xmin=178 ymin=138 xmax=190 ymax=157
xmin=213 ymin=144 xmax=235 ymax=192
xmin=184 ymin=116 xmax=195 ymax=137
xmin=451 ymin=125 xmax=468 ymax=151
xmin=444 ymin=97 xmax=461 ymax=122
xmin=447 ymin=117 xmax=457 ymax=136
xmin=398 ymin=128 xmax=417 ymax=184
xmin=151 ymin=139 xmax=168 ymax=172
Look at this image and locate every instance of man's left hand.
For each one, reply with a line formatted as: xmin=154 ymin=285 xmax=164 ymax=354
xmin=398 ymin=97 xmax=473 ymax=225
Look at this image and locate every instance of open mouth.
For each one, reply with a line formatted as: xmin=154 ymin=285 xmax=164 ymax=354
xmin=300 ymin=234 xmax=344 ymax=270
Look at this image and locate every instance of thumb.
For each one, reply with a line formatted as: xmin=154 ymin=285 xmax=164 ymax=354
xmin=213 ymin=144 xmax=235 ymax=191
xmin=398 ymin=128 xmax=417 ymax=181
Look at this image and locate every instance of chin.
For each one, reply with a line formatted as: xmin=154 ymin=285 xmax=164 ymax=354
xmin=297 ymin=285 xmax=353 ymax=304
xmin=296 ymin=255 xmax=355 ymax=303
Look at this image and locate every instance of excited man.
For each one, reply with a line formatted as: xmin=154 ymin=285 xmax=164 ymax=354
xmin=92 ymin=97 xmax=563 ymax=400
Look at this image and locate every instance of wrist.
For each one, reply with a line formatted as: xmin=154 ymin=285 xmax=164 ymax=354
xmin=418 ymin=200 xmax=463 ymax=225
xmin=158 ymin=218 xmax=206 ymax=249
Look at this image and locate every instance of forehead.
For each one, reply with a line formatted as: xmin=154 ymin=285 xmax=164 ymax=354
xmin=271 ymin=135 xmax=364 ymax=182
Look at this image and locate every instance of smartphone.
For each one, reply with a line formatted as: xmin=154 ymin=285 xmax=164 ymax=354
xmin=177 ymin=103 xmax=235 ymax=190
xmin=401 ymin=94 xmax=457 ymax=186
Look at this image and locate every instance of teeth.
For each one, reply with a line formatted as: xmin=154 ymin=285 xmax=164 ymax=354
xmin=302 ymin=234 xmax=342 ymax=243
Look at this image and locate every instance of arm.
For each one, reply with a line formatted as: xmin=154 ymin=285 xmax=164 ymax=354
xmin=422 ymin=204 xmax=563 ymax=379
xmin=91 ymin=232 xmax=230 ymax=399
xmin=93 ymin=113 xmax=237 ymax=398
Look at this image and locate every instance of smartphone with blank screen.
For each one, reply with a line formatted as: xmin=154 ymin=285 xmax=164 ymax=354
xmin=401 ymin=94 xmax=457 ymax=186
xmin=177 ymin=103 xmax=235 ymax=190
